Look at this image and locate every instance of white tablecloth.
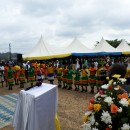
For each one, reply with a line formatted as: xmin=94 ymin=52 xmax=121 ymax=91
xmin=13 ymin=83 xmax=58 ymax=130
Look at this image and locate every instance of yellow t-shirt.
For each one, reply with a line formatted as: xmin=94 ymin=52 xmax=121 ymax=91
xmin=56 ymin=68 xmax=62 ymax=74
xmin=81 ymin=69 xmax=88 ymax=77
xmin=48 ymin=67 xmax=54 ymax=73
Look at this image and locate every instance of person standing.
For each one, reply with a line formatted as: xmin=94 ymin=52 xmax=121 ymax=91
xmin=4 ymin=64 xmax=9 ymax=87
xmin=47 ymin=63 xmax=55 ymax=84
xmin=24 ymin=61 xmax=30 ymax=82
xmin=75 ymin=58 xmax=80 ymax=70
xmin=56 ymin=65 xmax=63 ymax=87
xmin=66 ymin=64 xmax=75 ymax=90
xmin=80 ymin=65 xmax=88 ymax=92
xmin=7 ymin=65 xmax=14 ymax=90
xmin=36 ymin=66 xmax=43 ymax=82
xmin=14 ymin=64 xmax=20 ymax=85
xmin=28 ymin=65 xmax=35 ymax=86
xmin=0 ymin=66 xmax=4 ymax=87
xmin=74 ymin=68 xmax=81 ymax=91
xmin=88 ymin=63 xmax=97 ymax=93
xmin=19 ymin=65 xmax=26 ymax=88
xmin=62 ymin=65 xmax=68 ymax=89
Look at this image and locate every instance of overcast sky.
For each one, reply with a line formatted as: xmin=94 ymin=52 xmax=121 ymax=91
xmin=0 ymin=0 xmax=130 ymax=54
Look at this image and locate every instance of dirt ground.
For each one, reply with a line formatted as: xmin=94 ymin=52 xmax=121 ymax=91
xmin=0 ymin=80 xmax=95 ymax=130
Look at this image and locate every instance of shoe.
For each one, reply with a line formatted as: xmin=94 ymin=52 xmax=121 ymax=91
xmin=67 ymin=87 xmax=72 ymax=90
xmin=58 ymin=85 xmax=61 ymax=88
xmin=90 ymin=90 xmax=94 ymax=93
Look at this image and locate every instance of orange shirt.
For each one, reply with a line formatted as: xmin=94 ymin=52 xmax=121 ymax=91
xmin=89 ymin=67 xmax=97 ymax=76
xmin=36 ymin=67 xmax=42 ymax=75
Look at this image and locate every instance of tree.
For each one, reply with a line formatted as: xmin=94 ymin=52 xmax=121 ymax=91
xmin=106 ymin=39 xmax=122 ymax=48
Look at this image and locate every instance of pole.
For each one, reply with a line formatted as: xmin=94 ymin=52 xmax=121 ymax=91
xmin=9 ymin=43 xmax=11 ymax=60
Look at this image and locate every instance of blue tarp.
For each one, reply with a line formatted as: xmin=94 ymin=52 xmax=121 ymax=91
xmin=72 ymin=52 xmax=122 ymax=56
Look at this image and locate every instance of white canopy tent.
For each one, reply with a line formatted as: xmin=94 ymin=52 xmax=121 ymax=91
xmin=23 ymin=36 xmax=71 ymax=60
xmin=116 ymin=39 xmax=130 ymax=52
xmin=23 ymin=36 xmax=51 ymax=59
xmin=92 ymin=37 xmax=116 ymax=52
xmin=62 ymin=37 xmax=93 ymax=53
xmin=23 ymin=36 xmax=122 ymax=60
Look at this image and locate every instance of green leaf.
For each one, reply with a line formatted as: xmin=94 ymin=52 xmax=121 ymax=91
xmin=121 ymin=117 xmax=128 ymax=123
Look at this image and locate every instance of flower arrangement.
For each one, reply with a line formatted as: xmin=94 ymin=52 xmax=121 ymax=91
xmin=35 ymin=81 xmax=42 ymax=87
xmin=82 ymin=75 xmax=130 ymax=130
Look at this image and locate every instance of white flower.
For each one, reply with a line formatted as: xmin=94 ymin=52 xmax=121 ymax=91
xmin=113 ymin=82 xmax=116 ymax=85
xmin=118 ymin=107 xmax=122 ymax=112
xmin=82 ymin=123 xmax=91 ymax=130
xmin=97 ymin=98 xmax=101 ymax=100
xmin=104 ymin=96 xmax=113 ymax=106
xmin=85 ymin=111 xmax=92 ymax=116
xmin=121 ymin=123 xmax=130 ymax=130
xmin=94 ymin=93 xmax=100 ymax=99
xmin=101 ymin=84 xmax=109 ymax=89
xmin=119 ymin=98 xmax=129 ymax=107
xmin=119 ymin=78 xmax=127 ymax=84
xmin=92 ymin=128 xmax=98 ymax=130
xmin=95 ymin=122 xmax=99 ymax=126
xmin=109 ymin=125 xmax=112 ymax=128
xmin=114 ymin=86 xmax=120 ymax=90
xmin=101 ymin=111 xmax=112 ymax=124
xmin=100 ymin=94 xmax=107 ymax=98
xmin=89 ymin=115 xmax=95 ymax=125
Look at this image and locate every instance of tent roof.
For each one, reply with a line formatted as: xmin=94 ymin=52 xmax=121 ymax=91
xmin=23 ymin=36 xmax=71 ymax=60
xmin=93 ymin=37 xmax=116 ymax=52
xmin=116 ymin=39 xmax=130 ymax=52
xmin=23 ymin=36 xmax=51 ymax=58
xmin=62 ymin=37 xmax=92 ymax=53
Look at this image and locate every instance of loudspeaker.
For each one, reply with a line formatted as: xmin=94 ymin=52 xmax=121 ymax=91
xmin=17 ymin=54 xmax=23 ymax=62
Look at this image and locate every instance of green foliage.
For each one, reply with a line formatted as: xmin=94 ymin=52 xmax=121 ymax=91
xmin=106 ymin=39 xmax=122 ymax=48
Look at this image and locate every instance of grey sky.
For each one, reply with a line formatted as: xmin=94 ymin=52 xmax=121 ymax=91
xmin=0 ymin=0 xmax=130 ymax=54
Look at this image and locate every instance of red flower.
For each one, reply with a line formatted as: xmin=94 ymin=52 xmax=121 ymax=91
xmin=89 ymin=98 xmax=95 ymax=103
xmin=105 ymin=128 xmax=111 ymax=130
xmin=99 ymin=90 xmax=103 ymax=94
xmin=108 ymin=85 xmax=112 ymax=90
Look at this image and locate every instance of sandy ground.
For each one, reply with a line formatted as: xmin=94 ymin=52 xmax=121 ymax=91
xmin=0 ymin=80 xmax=96 ymax=130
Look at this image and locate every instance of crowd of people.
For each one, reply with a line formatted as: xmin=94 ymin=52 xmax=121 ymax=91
xmin=0 ymin=55 xmax=130 ymax=93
